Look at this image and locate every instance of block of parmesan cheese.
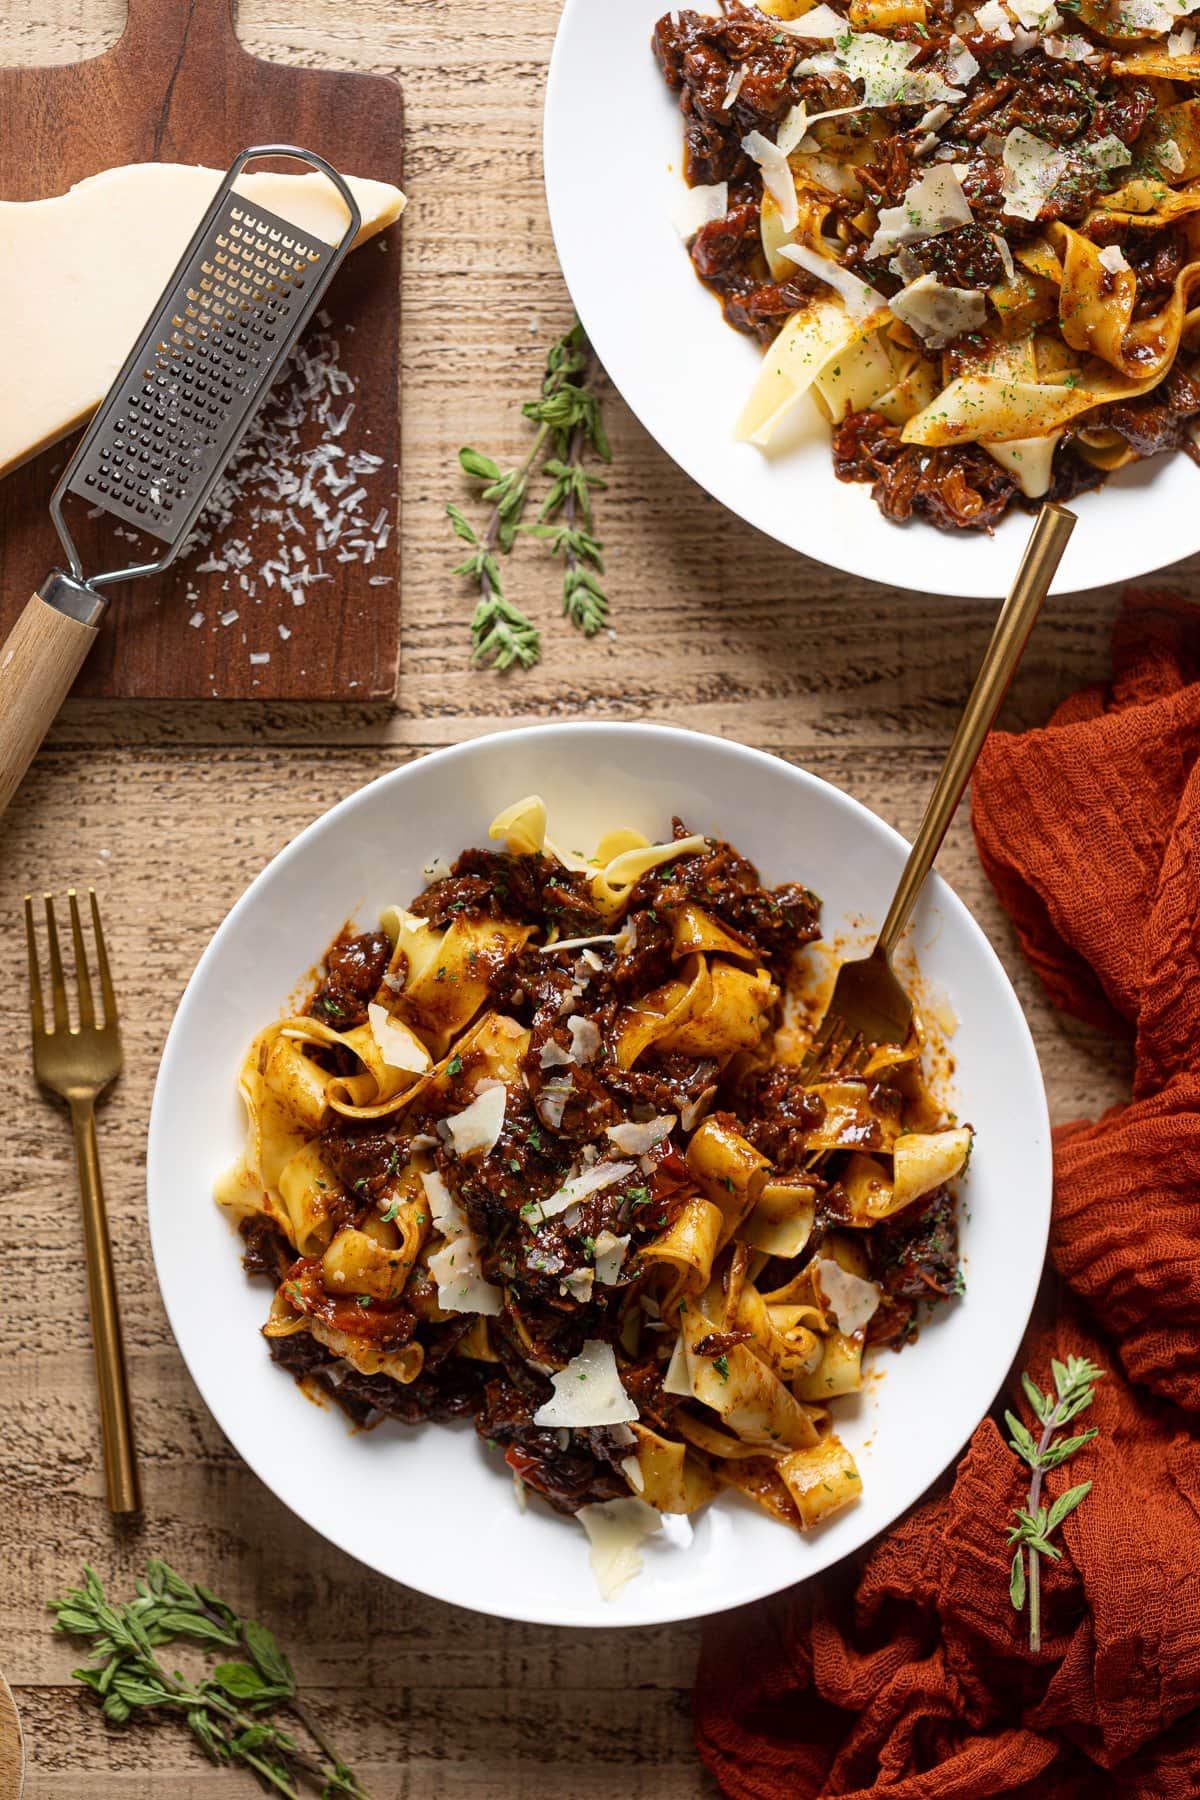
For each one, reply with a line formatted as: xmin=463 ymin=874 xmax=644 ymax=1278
xmin=0 ymin=163 xmax=406 ymax=480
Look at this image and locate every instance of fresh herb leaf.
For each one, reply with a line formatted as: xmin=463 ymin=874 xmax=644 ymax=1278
xmin=1006 ymin=1356 xmax=1104 ymax=1651
xmin=448 ymin=316 xmax=609 ymax=668
xmin=50 ymin=1561 xmax=373 ymax=1797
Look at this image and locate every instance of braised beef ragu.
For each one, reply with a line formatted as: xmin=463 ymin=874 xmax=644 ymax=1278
xmin=1093 ymin=365 xmax=1200 ymax=459
xmin=228 ymin=815 xmax=971 ymax=1538
xmin=652 ymin=0 xmax=1200 ymax=529
xmin=308 ymin=929 xmax=391 ymax=1029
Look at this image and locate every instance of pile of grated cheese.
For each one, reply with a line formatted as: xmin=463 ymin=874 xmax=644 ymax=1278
xmin=180 ymin=312 xmax=396 ymax=662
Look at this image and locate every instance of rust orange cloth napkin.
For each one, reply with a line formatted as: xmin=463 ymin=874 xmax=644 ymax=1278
xmin=693 ymin=590 xmax=1200 ymax=1799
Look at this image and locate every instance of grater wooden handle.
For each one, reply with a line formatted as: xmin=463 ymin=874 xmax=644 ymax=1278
xmin=0 ymin=590 xmax=101 ymax=816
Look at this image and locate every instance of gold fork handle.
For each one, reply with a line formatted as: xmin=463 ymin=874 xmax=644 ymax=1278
xmin=877 ymin=501 xmax=1076 ymax=959
xmin=69 ymin=1096 xmax=142 ymax=1517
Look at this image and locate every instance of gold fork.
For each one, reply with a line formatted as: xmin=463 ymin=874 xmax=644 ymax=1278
xmin=25 ymin=889 xmax=141 ymax=1516
xmin=805 ymin=502 xmax=1077 ymax=1081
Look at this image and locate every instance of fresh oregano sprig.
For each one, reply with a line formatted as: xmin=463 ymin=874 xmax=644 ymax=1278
xmin=1005 ymin=1356 xmax=1105 ymax=1653
xmin=50 ymin=1560 xmax=372 ymax=1799
xmin=448 ymin=317 xmax=610 ymax=669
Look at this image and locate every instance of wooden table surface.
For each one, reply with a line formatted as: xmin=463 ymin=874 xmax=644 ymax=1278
xmin=0 ymin=0 xmax=1162 ymax=1793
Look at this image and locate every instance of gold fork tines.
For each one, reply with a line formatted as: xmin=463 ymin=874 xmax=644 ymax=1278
xmin=25 ymin=889 xmax=140 ymax=1517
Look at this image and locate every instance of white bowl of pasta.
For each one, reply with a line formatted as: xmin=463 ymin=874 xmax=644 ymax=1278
xmin=147 ymin=723 xmax=1050 ymax=1627
xmin=544 ymin=0 xmax=1200 ymax=598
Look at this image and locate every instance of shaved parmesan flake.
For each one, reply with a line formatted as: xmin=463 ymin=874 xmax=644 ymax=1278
xmin=533 ymin=1340 xmax=639 ymax=1428
xmin=1007 ymin=0 xmax=1062 ymax=26
xmin=1012 ymin=24 xmax=1040 ymax=50
xmin=1089 ymin=135 xmax=1132 ymax=173
xmin=420 ymin=1168 xmax=467 ymax=1239
xmin=1043 ymin=32 xmax=1098 ymax=57
xmin=537 ymin=932 xmax=620 ymax=954
xmin=918 ymin=102 xmax=954 ymax=133
xmin=563 ymin=1267 xmax=595 ymax=1303
xmin=796 ymin=29 xmax=958 ymax=108
xmin=606 ymin=1114 xmax=676 ymax=1155
xmin=621 ymin=1454 xmax=645 ymax=1493
xmin=428 ymin=1237 xmax=504 ymax=1316
xmin=781 ymin=2 xmax=848 ymax=33
xmin=779 ymin=242 xmax=882 ymax=319
xmin=888 ymin=272 xmax=987 ymax=347
xmin=613 ymin=916 xmax=639 ymax=957
xmin=577 ymin=1497 xmax=661 ymax=1601
xmin=816 ymin=1259 xmax=881 ymax=1337
xmin=742 ymin=130 xmax=799 ymax=233
xmin=537 ymin=1073 xmax=575 ymax=1131
xmin=866 ymin=165 xmax=972 ymax=260
xmin=367 ymin=1002 xmax=433 ymax=1075
xmin=1118 ymin=0 xmax=1180 ymax=28
xmin=534 ymin=1159 xmax=638 ymax=1224
xmin=672 ymin=181 xmax=728 ymax=242
xmin=568 ymin=1016 xmax=602 ymax=1064
xmin=1003 ymin=128 xmax=1127 ymax=224
xmin=539 ymin=1037 xmax=573 ymax=1069
xmin=681 ymin=1084 xmax=717 ymax=1132
xmin=840 ymin=31 xmax=921 ymax=103
xmin=974 ymin=0 xmax=1014 ymax=35
xmin=946 ymin=34 xmax=980 ymax=83
xmin=593 ymin=1230 xmax=631 ymax=1286
xmin=792 ymin=49 xmax=841 ymax=77
xmin=1170 ymin=24 xmax=1197 ymax=52
xmin=1159 ymin=138 xmax=1186 ymax=175
xmin=1098 ymin=243 xmax=1131 ymax=272
xmin=663 ymin=1332 xmax=692 ymax=1396
xmin=777 ymin=103 xmax=812 ymax=156
xmin=1001 ymin=128 xmax=1065 ymax=222
xmin=443 ymin=1085 xmax=507 ymax=1158
xmin=723 ymin=64 xmax=746 ymax=108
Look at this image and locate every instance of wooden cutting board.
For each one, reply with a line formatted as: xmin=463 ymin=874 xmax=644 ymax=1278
xmin=0 ymin=0 xmax=404 ymax=701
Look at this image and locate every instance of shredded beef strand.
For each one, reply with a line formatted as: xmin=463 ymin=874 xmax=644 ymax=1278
xmin=832 ymin=410 xmax=1020 ymax=533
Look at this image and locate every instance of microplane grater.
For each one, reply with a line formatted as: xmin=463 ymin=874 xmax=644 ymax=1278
xmin=0 ymin=145 xmax=364 ymax=814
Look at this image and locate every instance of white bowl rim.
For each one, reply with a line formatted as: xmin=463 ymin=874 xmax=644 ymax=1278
xmin=146 ymin=721 xmax=1052 ymax=1627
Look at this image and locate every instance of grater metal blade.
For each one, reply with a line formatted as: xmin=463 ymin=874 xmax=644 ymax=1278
xmin=49 ymin=144 xmax=362 ymax=592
